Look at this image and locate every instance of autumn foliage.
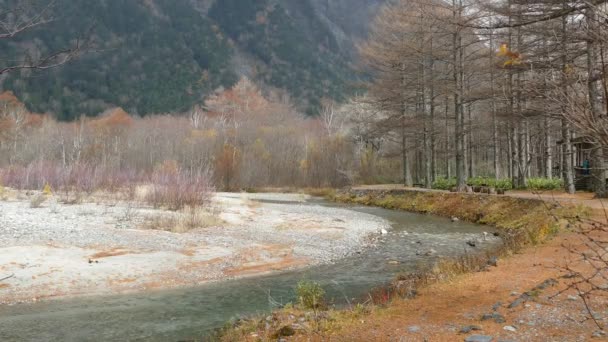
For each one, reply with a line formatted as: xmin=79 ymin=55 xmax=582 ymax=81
xmin=0 ymin=77 xmax=368 ymax=196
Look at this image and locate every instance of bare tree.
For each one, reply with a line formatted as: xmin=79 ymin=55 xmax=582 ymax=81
xmin=0 ymin=0 xmax=85 ymax=75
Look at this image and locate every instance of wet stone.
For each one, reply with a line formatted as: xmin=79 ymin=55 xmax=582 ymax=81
xmin=408 ymin=325 xmax=421 ymax=333
xmin=459 ymin=325 xmax=482 ymax=334
xmin=464 ymin=335 xmax=493 ymax=342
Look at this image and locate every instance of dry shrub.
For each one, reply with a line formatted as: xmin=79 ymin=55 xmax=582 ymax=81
xmin=0 ymin=162 xmax=141 ymax=196
xmin=146 ymin=161 xmax=213 ymax=210
xmin=0 ymin=160 xmax=214 ymax=209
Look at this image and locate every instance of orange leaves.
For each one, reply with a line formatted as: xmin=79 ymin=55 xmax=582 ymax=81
xmin=215 ymin=144 xmax=241 ymax=190
xmin=89 ymin=107 xmax=133 ymax=139
xmin=92 ymin=108 xmax=133 ymax=129
xmin=205 ymin=77 xmax=269 ymax=119
xmin=155 ymin=160 xmax=180 ymax=176
xmin=0 ymin=91 xmax=24 ymax=109
xmin=497 ymin=43 xmax=522 ymax=67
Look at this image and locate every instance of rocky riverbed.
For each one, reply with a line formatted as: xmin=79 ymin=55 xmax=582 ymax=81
xmin=0 ymin=191 xmax=390 ymax=304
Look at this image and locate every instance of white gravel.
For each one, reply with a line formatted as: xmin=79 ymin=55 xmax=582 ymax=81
xmin=0 ymin=191 xmax=390 ymax=303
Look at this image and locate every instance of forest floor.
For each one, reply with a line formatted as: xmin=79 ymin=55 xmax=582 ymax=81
xmin=0 ymin=191 xmax=389 ymax=304
xmin=303 ymin=186 xmax=608 ymax=341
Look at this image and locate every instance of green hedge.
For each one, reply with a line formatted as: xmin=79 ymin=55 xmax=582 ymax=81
xmin=432 ymin=177 xmax=513 ymax=190
xmin=527 ymin=177 xmax=564 ymax=190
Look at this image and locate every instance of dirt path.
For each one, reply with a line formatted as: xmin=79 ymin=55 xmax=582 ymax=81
xmin=316 ymin=231 xmax=605 ymax=341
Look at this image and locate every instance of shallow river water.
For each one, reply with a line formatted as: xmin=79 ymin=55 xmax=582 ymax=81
xmin=0 ymin=198 xmax=500 ymax=341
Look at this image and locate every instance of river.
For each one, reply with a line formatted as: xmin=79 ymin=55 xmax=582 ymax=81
xmin=0 ymin=198 xmax=500 ymax=341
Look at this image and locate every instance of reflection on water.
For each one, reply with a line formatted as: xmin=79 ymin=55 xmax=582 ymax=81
xmin=0 ymin=200 xmax=500 ymax=342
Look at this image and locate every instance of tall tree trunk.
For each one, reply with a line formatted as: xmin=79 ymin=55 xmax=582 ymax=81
xmin=445 ymin=94 xmax=451 ymax=179
xmin=561 ymin=4 xmax=576 ymax=193
xmin=429 ymin=35 xmax=437 ymax=184
xmin=586 ymin=6 xmax=607 ymax=197
xmin=401 ymin=63 xmax=412 ymax=187
xmin=490 ymin=26 xmax=500 ymax=179
xmin=423 ymin=54 xmax=432 ymax=188
xmin=453 ymin=0 xmax=466 ymax=191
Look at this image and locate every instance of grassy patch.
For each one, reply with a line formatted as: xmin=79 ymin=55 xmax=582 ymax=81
xmin=334 ymin=190 xmax=586 ymax=245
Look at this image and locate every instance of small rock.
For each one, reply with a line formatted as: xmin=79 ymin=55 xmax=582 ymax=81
xmin=567 ymin=295 xmax=578 ymax=301
xmin=464 ymin=335 xmax=493 ymax=342
xmin=277 ymin=325 xmax=295 ymax=337
xmin=388 ymin=260 xmax=400 ymax=265
xmin=459 ymin=325 xmax=482 ymax=334
xmin=408 ymin=325 xmax=421 ymax=333
xmin=503 ymin=325 xmax=517 ymax=332
xmin=466 ymin=240 xmax=477 ymax=247
xmin=487 ymin=256 xmax=498 ymax=267
xmin=492 ymin=302 xmax=503 ymax=311
xmin=592 ymin=330 xmax=606 ymax=338
xmin=535 ymin=278 xmax=558 ymax=290
xmin=481 ymin=312 xmax=505 ymax=323
xmin=493 ymin=315 xmax=506 ymax=324
xmin=481 ymin=313 xmax=494 ymax=321
xmin=451 ymin=217 xmax=460 ymax=222
xmin=381 ymin=228 xmax=388 ymax=235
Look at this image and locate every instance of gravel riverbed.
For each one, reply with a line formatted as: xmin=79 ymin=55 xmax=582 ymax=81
xmin=0 ymin=191 xmax=390 ymax=303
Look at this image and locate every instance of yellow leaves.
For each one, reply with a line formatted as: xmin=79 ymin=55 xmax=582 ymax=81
xmin=497 ymin=43 xmax=509 ymax=57
xmin=252 ymin=139 xmax=271 ymax=161
xmin=190 ymin=128 xmax=217 ymax=139
xmin=42 ymin=183 xmax=53 ymax=196
xmin=497 ymin=43 xmax=522 ymax=67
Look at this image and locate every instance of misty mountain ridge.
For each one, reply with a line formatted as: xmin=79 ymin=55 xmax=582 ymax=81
xmin=0 ymin=0 xmax=385 ymax=119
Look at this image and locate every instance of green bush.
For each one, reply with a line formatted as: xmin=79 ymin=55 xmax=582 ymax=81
xmin=527 ymin=178 xmax=564 ymax=190
xmin=494 ymin=178 xmax=513 ymax=190
xmin=432 ymin=177 xmax=457 ymax=190
xmin=467 ymin=176 xmax=490 ymax=187
xmin=296 ymin=280 xmax=325 ymax=310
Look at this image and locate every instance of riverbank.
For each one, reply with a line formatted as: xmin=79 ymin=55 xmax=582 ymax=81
xmin=220 ymin=188 xmax=607 ymax=341
xmin=334 ymin=188 xmax=588 ymax=245
xmin=0 ymin=191 xmax=390 ymax=304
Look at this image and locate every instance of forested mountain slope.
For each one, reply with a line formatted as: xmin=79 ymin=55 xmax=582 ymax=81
xmin=0 ymin=0 xmax=385 ymax=119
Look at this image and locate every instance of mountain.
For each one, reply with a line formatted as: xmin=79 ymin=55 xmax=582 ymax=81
xmin=0 ymin=0 xmax=385 ymax=120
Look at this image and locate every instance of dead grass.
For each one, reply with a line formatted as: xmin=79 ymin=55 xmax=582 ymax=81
xmin=141 ymin=207 xmax=224 ymax=233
